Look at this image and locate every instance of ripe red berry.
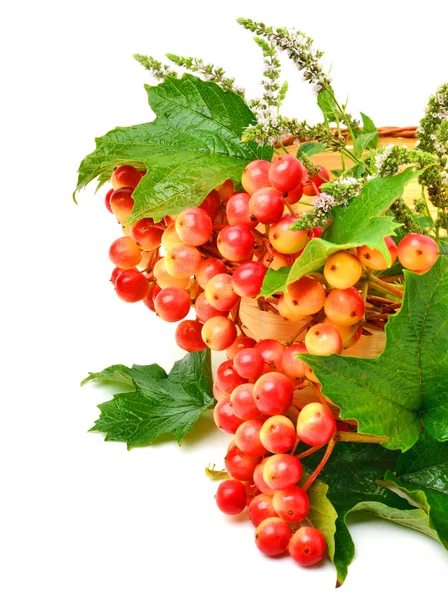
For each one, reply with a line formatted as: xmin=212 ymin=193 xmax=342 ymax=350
xmin=297 ymin=402 xmax=336 ymax=446
xmin=213 ymin=398 xmax=244 ymax=434
xmin=217 ymin=224 xmax=254 ymax=262
xmin=111 ymin=165 xmax=141 ymax=190
xmin=253 ymin=372 xmax=293 ymax=415
xmin=272 ymin=486 xmax=310 ymax=523
xmin=248 ymin=494 xmax=278 ymax=527
xmin=255 ymin=517 xmax=292 ymax=556
xmin=224 ymin=443 xmax=260 ymax=481
xmin=241 ymin=160 xmax=271 ymax=195
xmin=397 ymin=233 xmax=439 ymax=272
xmin=289 ymin=526 xmax=327 ymax=566
xmin=215 ymin=480 xmax=247 ymax=515
xmin=175 ymin=320 xmax=207 ymax=352
xmin=249 ymin=187 xmax=285 ymax=224
xmin=268 ymin=154 xmax=304 ymax=192
xmin=115 ymin=269 xmax=149 ymax=303
xmin=232 ymin=261 xmax=267 ymax=298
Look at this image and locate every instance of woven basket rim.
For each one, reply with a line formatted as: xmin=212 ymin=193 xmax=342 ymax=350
xmin=280 ymin=125 xmax=417 ymax=147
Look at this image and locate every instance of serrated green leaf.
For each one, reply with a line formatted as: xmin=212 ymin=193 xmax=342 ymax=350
xmin=297 ymin=142 xmax=326 ymax=158
xmin=440 ymin=239 xmax=448 ymax=257
xmin=75 ymin=74 xmax=272 ymax=222
xmin=302 ymin=443 xmax=418 ymax=586
xmin=259 ymin=266 xmax=291 ymax=297
xmin=87 ymin=350 xmax=214 ymax=448
xmin=285 ymin=169 xmax=417 ymax=287
xmin=81 ymin=363 xmax=167 ymax=388
xmin=384 ymin=431 xmax=448 ymax=549
xmin=300 ymin=256 xmax=448 ymax=451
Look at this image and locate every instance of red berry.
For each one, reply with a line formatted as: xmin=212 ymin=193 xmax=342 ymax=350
xmin=248 ymin=494 xmax=278 ymax=527
xmin=397 ymin=233 xmax=438 ymax=272
xmin=232 ymin=261 xmax=267 ymax=298
xmin=115 ymin=269 xmax=149 ymax=303
xmin=213 ymin=398 xmax=244 ymax=434
xmin=242 ymin=160 xmax=271 ymax=195
xmin=289 ymin=526 xmax=327 ymax=566
xmin=268 ymin=155 xmax=304 ymax=193
xmin=272 ymin=486 xmax=310 ymax=523
xmin=249 ymin=187 xmax=285 ymax=224
xmin=215 ymin=480 xmax=247 ymax=515
xmin=224 ymin=443 xmax=260 ymax=481
xmin=255 ymin=517 xmax=291 ymax=556
xmin=297 ymin=402 xmax=336 ymax=446
xmin=175 ymin=320 xmax=207 ymax=352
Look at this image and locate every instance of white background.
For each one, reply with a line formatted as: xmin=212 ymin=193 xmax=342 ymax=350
xmin=2 ymin=1 xmax=447 ymax=598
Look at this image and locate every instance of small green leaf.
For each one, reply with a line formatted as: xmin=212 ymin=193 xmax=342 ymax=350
xmin=75 ymin=74 xmax=272 ymax=222
xmin=306 ymin=479 xmax=338 ymax=563
xmin=259 ymin=266 xmax=291 ymax=297
xmin=300 ymin=255 xmax=448 ymax=451
xmin=86 ymin=350 xmax=214 ymax=448
xmin=297 ymin=142 xmax=325 ymax=158
xmin=317 ymin=89 xmax=339 ymax=123
xmin=384 ymin=431 xmax=448 ymax=549
xmin=353 ymin=132 xmax=378 ymax=155
xmin=357 ymin=113 xmax=379 ymax=149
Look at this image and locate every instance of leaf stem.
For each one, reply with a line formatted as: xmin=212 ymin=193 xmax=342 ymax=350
xmin=335 ymin=431 xmax=389 ymax=444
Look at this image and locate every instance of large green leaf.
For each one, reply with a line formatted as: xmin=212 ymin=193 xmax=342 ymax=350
xmin=260 ymin=169 xmax=418 ymax=294
xmin=75 ymin=74 xmax=272 ymax=222
xmin=302 ymin=443 xmax=424 ymax=586
xmin=385 ymin=431 xmax=448 ymax=549
xmin=300 ymin=255 xmax=448 ymax=451
xmin=84 ymin=350 xmax=214 ymax=448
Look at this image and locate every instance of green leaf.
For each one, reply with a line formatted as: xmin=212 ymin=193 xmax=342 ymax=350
xmin=306 ymin=479 xmax=338 ymax=562
xmin=259 ymin=266 xmax=291 ymax=297
xmin=357 ymin=113 xmax=379 ymax=149
xmin=317 ymin=89 xmax=339 ymax=123
xmin=440 ymin=239 xmax=448 ymax=257
xmin=353 ymin=132 xmax=378 ymax=155
xmin=81 ymin=363 xmax=167 ymax=388
xmin=384 ymin=431 xmax=448 ymax=549
xmin=297 ymin=142 xmax=326 ymax=158
xmin=302 ymin=443 xmax=419 ymax=586
xmin=285 ymin=169 xmax=418 ymax=287
xmin=86 ymin=350 xmax=214 ymax=448
xmin=300 ymin=255 xmax=448 ymax=451
xmin=75 ymin=74 xmax=272 ymax=222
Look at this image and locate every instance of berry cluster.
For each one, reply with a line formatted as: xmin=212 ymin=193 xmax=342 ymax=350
xmin=213 ymin=335 xmax=336 ymax=566
xmin=105 ymin=156 xmax=333 ymax=354
xmin=103 ymin=155 xmax=439 ymax=568
xmin=106 ymin=159 xmax=439 ymax=359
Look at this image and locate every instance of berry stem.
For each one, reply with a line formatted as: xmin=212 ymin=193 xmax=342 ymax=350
xmin=295 ymin=444 xmax=325 ymax=460
xmin=367 ymin=274 xmax=404 ymax=299
xmin=302 ymin=437 xmax=336 ymax=492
